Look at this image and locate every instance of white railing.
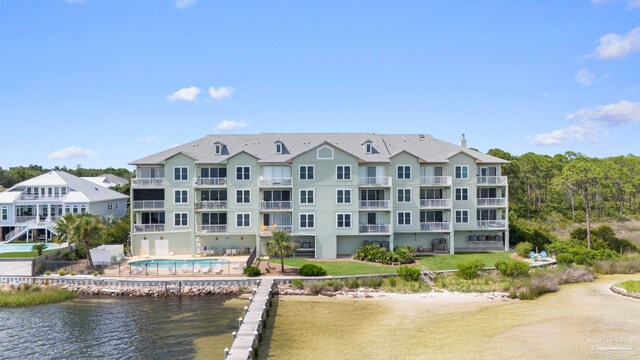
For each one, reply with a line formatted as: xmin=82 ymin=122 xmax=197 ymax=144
xmin=260 ymin=201 xmax=292 ymax=210
xmin=132 ymin=201 xmax=165 ymax=210
xmin=196 ymin=224 xmax=227 ymax=233
xmin=477 ymin=220 xmax=507 ymax=228
xmin=131 ymin=178 xmax=165 ymax=187
xmin=5 ymin=221 xmax=34 ymax=242
xmin=477 ymin=176 xmax=508 ymax=185
xmin=259 ymin=177 xmax=293 ymax=187
xmin=419 ymin=199 xmax=451 ymax=208
xmin=358 ymin=200 xmax=391 ymax=209
xmin=260 ymin=224 xmax=293 ymax=235
xmin=195 ymin=201 xmax=228 ymax=210
xmin=359 ymin=224 xmax=390 ymax=233
xmin=5 ymin=218 xmax=58 ymax=242
xmin=420 ymin=222 xmax=450 ymax=231
xmin=358 ymin=177 xmax=392 ymax=186
xmin=195 ymin=177 xmax=227 ymax=187
xmin=477 ymin=198 xmax=507 ymax=207
xmin=420 ymin=176 xmax=452 ymax=186
xmin=15 ymin=216 xmax=37 ymax=223
xmin=133 ymin=224 xmax=165 ymax=233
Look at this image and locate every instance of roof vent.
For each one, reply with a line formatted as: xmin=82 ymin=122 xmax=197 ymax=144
xmin=460 ymin=134 xmax=467 ymax=148
xmin=419 ymin=134 xmax=426 ymax=141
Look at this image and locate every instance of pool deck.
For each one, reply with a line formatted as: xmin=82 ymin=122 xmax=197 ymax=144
xmin=102 ymin=255 xmax=251 ymax=277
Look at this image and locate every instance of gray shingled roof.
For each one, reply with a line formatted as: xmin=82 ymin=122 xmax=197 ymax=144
xmin=130 ymin=133 xmax=507 ymax=165
xmin=9 ymin=171 xmax=129 ymax=202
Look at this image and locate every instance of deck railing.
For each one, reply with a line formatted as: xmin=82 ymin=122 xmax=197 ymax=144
xmin=131 ymin=178 xmax=165 ymax=187
xmin=358 ymin=177 xmax=392 ymax=186
xmin=420 ymin=222 xmax=450 ymax=231
xmin=358 ymin=224 xmax=390 ymax=233
xmin=419 ymin=176 xmax=452 ymax=186
xmin=259 ymin=177 xmax=293 ymax=187
xmin=133 ymin=200 xmax=165 ymax=210
xmin=260 ymin=201 xmax=292 ymax=210
xmin=195 ymin=177 xmax=227 ymax=187
xmin=476 ymin=220 xmax=507 ymax=228
xmin=477 ymin=198 xmax=507 ymax=207
xmin=196 ymin=224 xmax=227 ymax=233
xmin=133 ymin=224 xmax=165 ymax=233
xmin=358 ymin=200 xmax=391 ymax=209
xmin=419 ymin=199 xmax=451 ymax=208
xmin=195 ymin=201 xmax=228 ymax=210
xmin=260 ymin=224 xmax=293 ymax=235
xmin=477 ymin=176 xmax=508 ymax=185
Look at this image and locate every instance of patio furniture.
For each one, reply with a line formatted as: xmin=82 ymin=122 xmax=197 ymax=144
xmin=213 ymin=263 xmax=223 ymax=275
xmin=432 ymin=238 xmax=448 ymax=253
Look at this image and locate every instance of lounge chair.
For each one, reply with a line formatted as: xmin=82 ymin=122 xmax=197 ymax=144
xmin=213 ymin=263 xmax=223 ymax=275
xmin=530 ymin=251 xmax=536 ymax=261
xmin=540 ymin=251 xmax=548 ymax=261
xmin=233 ymin=262 xmax=245 ymax=272
xmin=168 ymin=267 xmax=176 ymax=275
xmin=194 ymin=263 xmax=202 ymax=274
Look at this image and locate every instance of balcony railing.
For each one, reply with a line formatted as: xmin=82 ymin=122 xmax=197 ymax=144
xmin=358 ymin=200 xmax=391 ymax=209
xmin=196 ymin=224 xmax=227 ymax=233
xmin=419 ymin=199 xmax=451 ymax=208
xmin=477 ymin=198 xmax=507 ymax=207
xmin=15 ymin=216 xmax=37 ymax=223
xmin=260 ymin=224 xmax=293 ymax=235
xmin=260 ymin=201 xmax=292 ymax=210
xmin=420 ymin=222 xmax=451 ymax=231
xmin=358 ymin=177 xmax=392 ymax=186
xmin=132 ymin=178 xmax=165 ymax=187
xmin=259 ymin=176 xmax=293 ymax=187
xmin=477 ymin=220 xmax=507 ymax=228
xmin=359 ymin=224 xmax=391 ymax=233
xmin=133 ymin=200 xmax=165 ymax=210
xmin=195 ymin=177 xmax=227 ymax=187
xmin=477 ymin=176 xmax=508 ymax=185
xmin=420 ymin=176 xmax=452 ymax=186
xmin=133 ymin=224 xmax=165 ymax=233
xmin=195 ymin=201 xmax=228 ymax=210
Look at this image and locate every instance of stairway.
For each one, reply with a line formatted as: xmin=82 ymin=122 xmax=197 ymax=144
xmin=4 ymin=219 xmax=58 ymax=243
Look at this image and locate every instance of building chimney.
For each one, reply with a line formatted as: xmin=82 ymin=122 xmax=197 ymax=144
xmin=460 ymin=134 xmax=467 ymax=148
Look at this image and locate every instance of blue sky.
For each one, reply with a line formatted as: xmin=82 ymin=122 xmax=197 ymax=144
xmin=1 ymin=0 xmax=639 ymax=169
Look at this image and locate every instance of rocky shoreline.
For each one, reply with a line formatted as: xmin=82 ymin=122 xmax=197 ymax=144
xmin=50 ymin=283 xmax=255 ymax=297
xmin=610 ymin=285 xmax=640 ymax=300
xmin=276 ymin=284 xmax=511 ymax=300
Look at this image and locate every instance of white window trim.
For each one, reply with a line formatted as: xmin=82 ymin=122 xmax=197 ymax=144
xmin=455 ymin=165 xmax=469 ymax=179
xmin=173 ymin=189 xmax=189 ymax=204
xmin=173 ymin=166 xmax=189 ymax=181
xmin=235 ymin=189 xmax=251 ymax=204
xmin=299 ymin=165 xmax=315 ymax=180
xmin=336 ymin=164 xmax=352 ymax=180
xmin=316 ymin=145 xmax=334 ymax=160
xmin=397 ymin=188 xmax=412 ymax=203
xmin=336 ymin=188 xmax=352 ymax=204
xmin=397 ymin=165 xmax=411 ymax=180
xmin=235 ymin=166 xmax=251 ymax=181
xmin=215 ymin=144 xmax=222 ymax=155
xmin=299 ymin=212 xmax=316 ymax=229
xmin=1 ymin=205 xmax=8 ymax=221
xmin=236 ymin=212 xmax=251 ymax=228
xmin=299 ymin=188 xmax=315 ymax=205
xmin=336 ymin=212 xmax=353 ymax=229
xmin=365 ymin=143 xmax=373 ymax=154
xmin=174 ymin=212 xmax=188 ymax=227
xmin=276 ymin=142 xmax=283 ymax=155
xmin=454 ymin=187 xmax=469 ymax=201
xmin=397 ymin=211 xmax=412 ymax=226
xmin=455 ymin=209 xmax=469 ymax=224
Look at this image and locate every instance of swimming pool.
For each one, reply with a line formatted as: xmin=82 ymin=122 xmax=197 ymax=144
xmin=0 ymin=243 xmax=64 ymax=253
xmin=129 ymin=259 xmax=229 ymax=269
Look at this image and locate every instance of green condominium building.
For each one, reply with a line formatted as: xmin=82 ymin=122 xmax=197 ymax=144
xmin=129 ymin=133 xmax=508 ymax=258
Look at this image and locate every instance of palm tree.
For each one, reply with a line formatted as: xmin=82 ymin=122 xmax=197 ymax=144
xmin=55 ymin=213 xmax=104 ymax=268
xmin=265 ymin=230 xmax=296 ymax=273
xmin=32 ymin=243 xmax=47 ymax=256
xmin=53 ymin=213 xmax=74 ymax=245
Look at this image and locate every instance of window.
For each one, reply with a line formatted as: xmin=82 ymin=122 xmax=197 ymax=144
xmin=454 ymin=165 xmax=469 ymax=179
xmin=420 ymin=210 xmax=444 ymax=223
xmin=398 ymin=211 xmax=411 ymax=225
xmin=174 ymin=212 xmax=188 ymax=227
xmin=397 ymin=188 xmax=411 ymax=202
xmin=299 ymin=165 xmax=314 ymax=180
xmin=276 ymin=142 xmax=283 ymax=154
xmin=236 ymin=213 xmax=251 ymax=228
xmin=336 ymin=165 xmax=351 ymax=180
xmin=455 ymin=210 xmax=469 ymax=223
xmin=200 ymin=167 xmax=227 ymax=178
xmin=300 ymin=213 xmax=315 ymax=229
xmin=215 ymin=144 xmax=222 ymax=155
xmin=455 ymin=188 xmax=469 ymax=201
xmin=397 ymin=165 xmax=411 ymax=179
xmin=236 ymin=189 xmax=251 ymax=204
xmin=107 ymin=202 xmax=113 ymax=210
xmin=337 ymin=213 xmax=352 ymax=228
xmin=174 ymin=189 xmax=188 ymax=204
xmin=300 ymin=189 xmax=315 ymax=204
xmin=1 ymin=206 xmax=7 ymax=221
xmin=80 ymin=205 xmax=87 ymax=214
xmin=478 ymin=188 xmax=497 ymax=198
xmin=203 ymin=212 xmax=227 ymax=225
xmin=365 ymin=143 xmax=373 ymax=154
xmin=236 ymin=166 xmax=251 ymax=180
xmin=337 ymin=189 xmax=351 ymax=204
xmin=174 ymin=167 xmax=188 ymax=181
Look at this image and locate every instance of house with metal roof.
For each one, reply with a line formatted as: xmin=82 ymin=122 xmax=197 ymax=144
xmin=0 ymin=171 xmax=129 ymax=243
xmin=129 ymin=133 xmax=508 ymax=258
xmin=82 ymin=174 xmax=129 ymax=188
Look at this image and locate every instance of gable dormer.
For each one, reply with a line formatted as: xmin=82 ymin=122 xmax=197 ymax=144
xmin=214 ymin=141 xmax=224 ymax=156
xmin=362 ymin=140 xmax=373 ymax=154
xmin=275 ymin=140 xmax=284 ymax=155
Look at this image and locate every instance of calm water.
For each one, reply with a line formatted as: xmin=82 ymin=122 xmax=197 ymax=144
xmin=0 ymin=295 xmax=247 ymax=360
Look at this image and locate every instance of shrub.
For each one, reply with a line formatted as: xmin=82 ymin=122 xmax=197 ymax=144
xmin=92 ymin=271 xmax=99 ymax=277
xmin=57 ymin=269 xmax=67 ymax=276
xmin=69 ymin=272 xmax=75 ymax=276
xmin=359 ymin=276 xmax=384 ymax=289
xmin=515 ymin=242 xmax=533 ymax=258
xmin=304 ymin=282 xmax=321 ymax=295
xmin=353 ymin=244 xmax=415 ymax=265
xmin=397 ymin=266 xmax=421 ymax=281
xmin=291 ymin=278 xmax=303 ymax=289
xmin=44 ymin=271 xmax=51 ymax=276
xmin=299 ymin=264 xmax=327 ymax=277
xmin=509 ymin=272 xmax=558 ymax=300
xmin=393 ymin=245 xmax=417 ymax=264
xmin=555 ymin=253 xmax=574 ymax=265
xmin=345 ymin=278 xmax=360 ymax=289
xmin=243 ymin=266 xmax=261 ymax=277
xmin=495 ymin=260 xmax=530 ymax=277
xmin=320 ymin=279 xmax=344 ymax=292
xmin=456 ymin=260 xmax=485 ymax=280
xmin=554 ymin=266 xmax=594 ymax=284
xmin=386 ymin=276 xmax=398 ymax=288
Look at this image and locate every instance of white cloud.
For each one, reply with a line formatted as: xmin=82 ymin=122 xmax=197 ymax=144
xmin=136 ymin=135 xmax=164 ymax=143
xmin=574 ymin=68 xmax=595 ymax=86
xmin=629 ymin=0 xmax=640 ymax=8
xmin=208 ymin=86 xmax=235 ymax=101
xmin=214 ymin=120 xmax=248 ymax=132
xmin=176 ymin=0 xmax=197 ymax=10
xmin=532 ymin=100 xmax=640 ymax=145
xmin=167 ymin=86 xmax=201 ymax=103
xmin=48 ymin=146 xmax=98 ymax=160
xmin=595 ymin=27 xmax=640 ymax=59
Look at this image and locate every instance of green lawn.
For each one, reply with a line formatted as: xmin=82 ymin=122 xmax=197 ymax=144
xmin=617 ymin=280 xmax=640 ymax=294
xmin=418 ymin=252 xmax=514 ymax=271
xmin=0 ymin=249 xmax=57 ymax=259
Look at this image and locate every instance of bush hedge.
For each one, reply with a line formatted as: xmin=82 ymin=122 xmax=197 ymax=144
xmin=299 ymin=264 xmax=327 ymax=277
xmin=515 ymin=242 xmax=533 ymax=258
xmin=456 ymin=260 xmax=485 ymax=280
xmin=352 ymin=244 xmax=416 ymax=265
xmin=495 ymin=259 xmax=530 ymax=277
xmin=243 ymin=266 xmax=261 ymax=277
xmin=397 ymin=266 xmax=421 ymax=281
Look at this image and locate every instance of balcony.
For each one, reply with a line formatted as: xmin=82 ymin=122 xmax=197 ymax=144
xmin=15 ymin=216 xmax=37 ymax=223
xmin=477 ymin=220 xmax=507 ymax=229
xmin=260 ymin=201 xmax=292 ymax=210
xmin=133 ymin=200 xmax=165 ymax=210
xmin=132 ymin=178 xmax=165 ymax=188
xmin=419 ymin=199 xmax=451 ymax=208
xmin=358 ymin=200 xmax=391 ymax=210
xmin=477 ymin=176 xmax=508 ymax=185
xmin=260 ymin=224 xmax=293 ymax=235
xmin=195 ymin=201 xmax=228 ymax=210
xmin=133 ymin=224 xmax=165 ymax=233
xmin=420 ymin=176 xmax=452 ymax=186
xmin=195 ymin=177 xmax=227 ymax=187
xmin=420 ymin=222 xmax=451 ymax=231
xmin=477 ymin=198 xmax=507 ymax=207
xmin=359 ymin=224 xmax=391 ymax=233
xmin=196 ymin=224 xmax=227 ymax=233
xmin=358 ymin=177 xmax=392 ymax=187
xmin=259 ymin=176 xmax=292 ymax=187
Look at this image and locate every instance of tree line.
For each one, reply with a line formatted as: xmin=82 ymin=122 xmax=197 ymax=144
xmin=0 ymin=165 xmax=133 ymax=189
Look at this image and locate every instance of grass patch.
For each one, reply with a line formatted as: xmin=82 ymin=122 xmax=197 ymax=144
xmin=0 ymin=249 xmax=57 ymax=258
xmin=297 ymin=276 xmax=430 ymax=294
xmin=435 ymin=272 xmax=510 ymax=293
xmin=419 ymin=252 xmax=513 ymax=271
xmin=0 ymin=284 xmax=76 ymax=307
xmin=616 ymin=280 xmax=640 ymax=294
xmin=271 ymin=258 xmax=400 ymax=276
xmin=592 ymin=256 xmax=640 ymax=274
